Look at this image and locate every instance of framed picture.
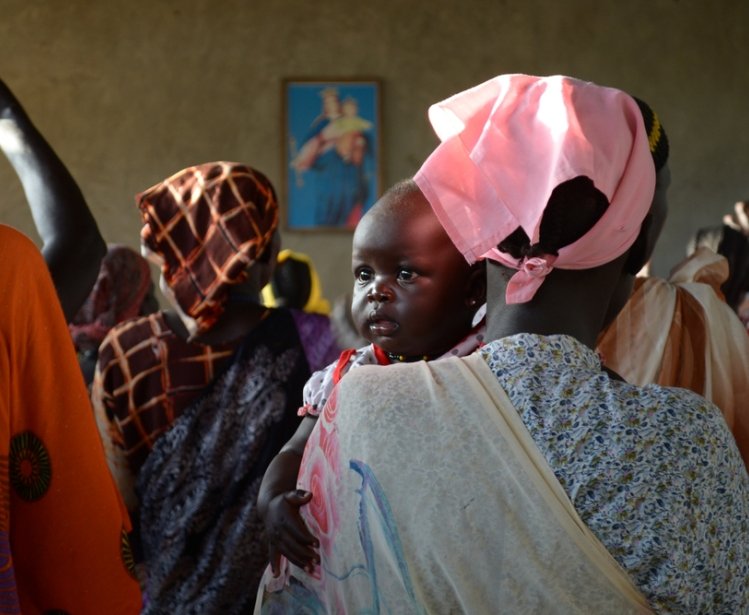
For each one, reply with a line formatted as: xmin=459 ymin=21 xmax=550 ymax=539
xmin=282 ymin=78 xmax=381 ymax=231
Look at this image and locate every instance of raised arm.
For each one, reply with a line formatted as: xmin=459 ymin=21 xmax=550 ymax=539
xmin=0 ymin=79 xmax=106 ymax=321
xmin=723 ymin=200 xmax=749 ymax=236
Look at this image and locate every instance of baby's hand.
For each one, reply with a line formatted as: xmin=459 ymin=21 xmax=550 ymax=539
xmin=265 ymin=489 xmax=319 ymax=575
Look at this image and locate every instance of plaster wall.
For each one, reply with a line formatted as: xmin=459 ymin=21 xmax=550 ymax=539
xmin=0 ymin=0 xmax=747 ymax=303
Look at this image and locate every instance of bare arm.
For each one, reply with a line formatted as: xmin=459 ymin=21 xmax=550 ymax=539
xmin=0 ymin=79 xmax=106 ymax=321
xmin=257 ymin=416 xmax=320 ymax=573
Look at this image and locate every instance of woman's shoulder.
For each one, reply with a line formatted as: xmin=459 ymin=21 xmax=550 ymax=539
xmin=0 ymin=223 xmax=36 ymax=251
xmin=604 ymin=378 xmax=742 ymax=474
xmin=98 ymin=311 xmax=171 ymax=362
xmin=0 ymin=224 xmax=47 ymax=280
xmin=617 ymin=377 xmax=722 ymax=415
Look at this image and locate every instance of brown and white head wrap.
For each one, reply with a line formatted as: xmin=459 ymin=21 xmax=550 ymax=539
xmin=137 ymin=161 xmax=279 ymax=332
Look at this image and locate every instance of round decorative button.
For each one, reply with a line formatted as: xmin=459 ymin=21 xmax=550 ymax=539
xmin=10 ymin=431 xmax=51 ymax=501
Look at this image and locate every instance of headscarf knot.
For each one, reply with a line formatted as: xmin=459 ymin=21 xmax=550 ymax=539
xmin=521 ymin=254 xmax=556 ymax=278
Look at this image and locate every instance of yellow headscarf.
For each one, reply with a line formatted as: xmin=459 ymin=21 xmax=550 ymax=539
xmin=261 ymin=249 xmax=331 ymax=315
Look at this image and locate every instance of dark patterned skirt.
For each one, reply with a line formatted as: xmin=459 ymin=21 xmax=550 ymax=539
xmin=137 ymin=309 xmax=309 ymax=614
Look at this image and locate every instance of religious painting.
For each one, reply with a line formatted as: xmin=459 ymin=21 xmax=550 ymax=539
xmin=282 ymin=79 xmax=381 ymax=231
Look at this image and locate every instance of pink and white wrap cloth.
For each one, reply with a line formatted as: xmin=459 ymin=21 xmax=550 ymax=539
xmin=414 ymin=74 xmax=656 ymax=304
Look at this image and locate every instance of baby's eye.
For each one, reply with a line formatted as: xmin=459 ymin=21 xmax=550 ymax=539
xmin=397 ymin=268 xmax=418 ymax=283
xmin=355 ymin=268 xmax=373 ymax=283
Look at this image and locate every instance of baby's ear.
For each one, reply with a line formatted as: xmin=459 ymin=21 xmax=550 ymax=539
xmin=465 ymin=260 xmax=487 ymax=308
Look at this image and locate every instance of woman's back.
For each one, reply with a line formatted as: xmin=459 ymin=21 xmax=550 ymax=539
xmin=481 ymin=333 xmax=749 ymax=612
xmin=138 ymin=308 xmax=311 ymax=613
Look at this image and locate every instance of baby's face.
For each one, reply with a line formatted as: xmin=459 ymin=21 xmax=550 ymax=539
xmin=323 ymin=93 xmax=341 ymax=117
xmin=350 ymin=190 xmax=476 ymax=358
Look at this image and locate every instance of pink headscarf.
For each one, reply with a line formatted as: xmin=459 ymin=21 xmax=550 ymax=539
xmin=414 ymin=74 xmax=656 ymax=304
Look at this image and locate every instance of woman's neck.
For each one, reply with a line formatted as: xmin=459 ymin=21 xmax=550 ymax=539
xmin=164 ymin=302 xmax=271 ymax=346
xmin=485 ymin=303 xmax=601 ymax=350
xmin=484 ymin=260 xmax=626 ymax=351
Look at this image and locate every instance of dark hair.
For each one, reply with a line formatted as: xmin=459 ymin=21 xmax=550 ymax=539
xmin=497 ymin=176 xmax=609 ymax=259
xmin=271 ymin=257 xmax=312 ymax=309
xmin=632 ymin=96 xmax=669 ymax=172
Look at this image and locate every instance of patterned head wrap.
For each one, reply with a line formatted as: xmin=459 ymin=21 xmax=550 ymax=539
xmin=414 ymin=74 xmax=655 ymax=304
xmin=261 ymin=249 xmax=332 ymax=315
xmin=137 ymin=161 xmax=279 ymax=332
xmin=69 ymin=244 xmax=153 ymax=352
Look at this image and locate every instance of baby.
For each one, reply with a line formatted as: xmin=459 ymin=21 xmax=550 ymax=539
xmin=257 ymin=178 xmax=485 ymax=574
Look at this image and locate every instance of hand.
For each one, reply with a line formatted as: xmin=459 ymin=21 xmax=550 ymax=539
xmin=0 ymin=79 xmax=28 ymax=151
xmin=0 ymin=79 xmax=23 ymax=120
xmin=723 ymin=201 xmax=749 ymax=237
xmin=265 ymin=489 xmax=319 ymax=575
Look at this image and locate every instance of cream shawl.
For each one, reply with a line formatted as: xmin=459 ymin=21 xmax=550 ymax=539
xmin=256 ymin=353 xmax=651 ymax=614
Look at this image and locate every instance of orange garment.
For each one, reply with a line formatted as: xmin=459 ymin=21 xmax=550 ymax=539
xmin=0 ymin=225 xmax=141 ymax=614
xmin=598 ymin=248 xmax=749 ymax=467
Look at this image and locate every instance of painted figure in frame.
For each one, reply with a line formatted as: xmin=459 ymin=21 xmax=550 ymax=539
xmin=288 ymin=83 xmax=378 ymax=229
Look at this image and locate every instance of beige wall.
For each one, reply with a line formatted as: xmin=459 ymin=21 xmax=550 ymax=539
xmin=1 ymin=0 xmax=747 ymax=303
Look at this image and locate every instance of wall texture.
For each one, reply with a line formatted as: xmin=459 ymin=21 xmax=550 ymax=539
xmin=0 ymin=0 xmax=747 ymax=302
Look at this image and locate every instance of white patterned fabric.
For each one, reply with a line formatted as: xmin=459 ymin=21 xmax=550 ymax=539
xmin=480 ymin=334 xmax=749 ymax=613
xmin=256 ymin=352 xmax=652 ymax=614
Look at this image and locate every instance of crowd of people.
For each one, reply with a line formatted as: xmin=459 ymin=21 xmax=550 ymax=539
xmin=0 ymin=72 xmax=748 ymax=614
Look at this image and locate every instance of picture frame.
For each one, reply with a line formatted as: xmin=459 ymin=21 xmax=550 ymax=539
xmin=282 ymin=78 xmax=382 ymax=231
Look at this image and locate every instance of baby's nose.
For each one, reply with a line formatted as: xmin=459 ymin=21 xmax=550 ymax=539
xmin=367 ymin=282 xmax=392 ymax=302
